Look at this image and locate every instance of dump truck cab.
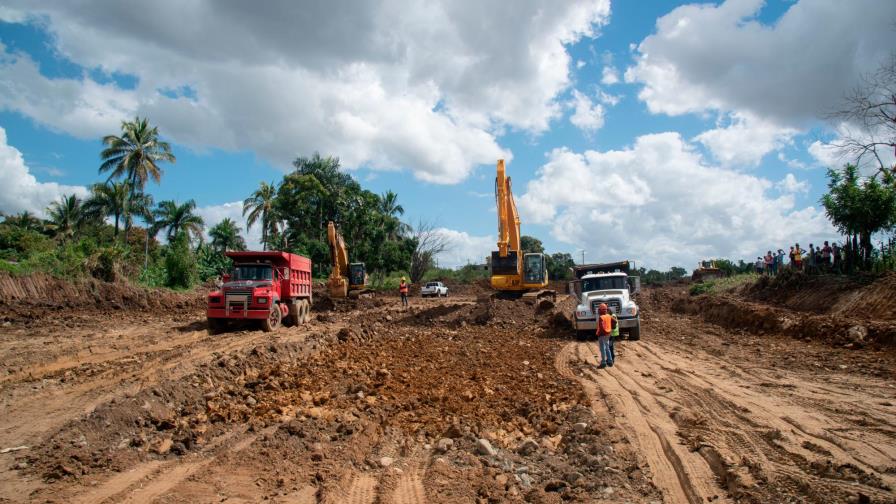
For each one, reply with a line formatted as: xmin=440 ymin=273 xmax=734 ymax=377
xmin=206 ymin=251 xmax=312 ymax=334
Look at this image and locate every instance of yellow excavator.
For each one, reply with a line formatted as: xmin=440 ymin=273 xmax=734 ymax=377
xmin=327 ymin=221 xmax=371 ymax=298
xmin=489 ymin=159 xmax=555 ymax=303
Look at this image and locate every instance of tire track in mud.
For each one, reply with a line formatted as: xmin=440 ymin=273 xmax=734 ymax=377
xmin=556 ymin=342 xmax=725 ymax=504
xmin=389 ymin=452 xmax=429 ymax=504
xmin=622 ymin=337 xmax=896 ymax=502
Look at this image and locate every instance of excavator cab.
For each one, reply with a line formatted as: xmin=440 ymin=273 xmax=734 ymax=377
xmin=523 ymin=253 xmax=547 ymax=284
xmin=349 ymin=262 xmax=366 ymax=288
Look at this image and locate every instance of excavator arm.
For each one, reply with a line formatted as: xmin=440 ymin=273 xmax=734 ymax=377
xmin=327 ymin=221 xmax=349 ymax=297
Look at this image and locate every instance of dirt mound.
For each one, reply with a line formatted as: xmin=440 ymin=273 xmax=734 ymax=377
xmin=678 ymin=293 xmax=896 ymax=348
xmin=746 ymin=271 xmax=896 ymax=321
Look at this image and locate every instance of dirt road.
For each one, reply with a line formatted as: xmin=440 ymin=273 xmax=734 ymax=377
xmin=1 ymin=280 xmax=894 ymax=503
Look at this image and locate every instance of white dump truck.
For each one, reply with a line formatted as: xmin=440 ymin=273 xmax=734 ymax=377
xmin=570 ymin=261 xmax=641 ymax=340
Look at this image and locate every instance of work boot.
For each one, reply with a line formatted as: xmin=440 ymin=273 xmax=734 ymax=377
xmin=597 ymin=363 xmax=606 ymax=369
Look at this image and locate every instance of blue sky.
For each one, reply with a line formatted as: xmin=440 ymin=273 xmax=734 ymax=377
xmin=1 ymin=0 xmax=894 ymax=268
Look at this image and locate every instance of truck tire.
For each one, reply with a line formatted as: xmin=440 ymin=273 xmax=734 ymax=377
xmin=207 ymin=318 xmax=224 ymax=335
xmin=299 ymin=299 xmax=310 ymax=324
xmin=628 ymin=323 xmax=641 ymax=341
xmin=261 ymin=305 xmax=281 ymax=332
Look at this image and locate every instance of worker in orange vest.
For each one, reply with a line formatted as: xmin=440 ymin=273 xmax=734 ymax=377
xmin=596 ymin=303 xmax=617 ymax=369
xmin=399 ymin=277 xmax=409 ymax=307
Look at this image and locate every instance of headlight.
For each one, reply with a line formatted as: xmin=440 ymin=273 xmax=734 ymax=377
xmin=625 ymin=306 xmax=638 ymax=316
xmin=257 ymin=297 xmax=268 ymax=304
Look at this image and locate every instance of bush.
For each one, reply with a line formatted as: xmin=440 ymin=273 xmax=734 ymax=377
xmin=165 ymin=233 xmax=197 ymax=289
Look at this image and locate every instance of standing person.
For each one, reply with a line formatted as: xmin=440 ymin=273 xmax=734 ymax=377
xmin=833 ymin=242 xmax=842 ymax=273
xmin=764 ymin=251 xmax=774 ymax=276
xmin=807 ymin=244 xmax=816 ymax=274
xmin=755 ymin=257 xmax=763 ymax=274
xmin=789 ymin=246 xmax=796 ymax=270
xmin=794 ymin=243 xmax=803 ymax=271
xmin=776 ymin=249 xmax=785 ymax=274
xmin=399 ymin=276 xmax=409 ymax=307
xmin=609 ymin=306 xmax=620 ymax=365
xmin=595 ymin=303 xmax=617 ymax=369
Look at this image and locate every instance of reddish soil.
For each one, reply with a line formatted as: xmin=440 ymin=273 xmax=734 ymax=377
xmin=0 ymin=273 xmax=894 ymax=503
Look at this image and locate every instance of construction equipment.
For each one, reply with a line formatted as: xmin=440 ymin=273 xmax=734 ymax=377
xmin=489 ymin=159 xmax=554 ymax=303
xmin=206 ymin=251 xmax=313 ymax=334
xmin=327 ymin=221 xmax=372 ymax=298
xmin=570 ymin=261 xmax=641 ymax=340
xmin=692 ymin=260 xmax=723 ymax=283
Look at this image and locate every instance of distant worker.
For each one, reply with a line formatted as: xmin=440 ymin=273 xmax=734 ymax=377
xmin=399 ymin=277 xmax=409 ymax=307
xmin=595 ymin=303 xmax=617 ymax=369
xmin=764 ymin=251 xmax=774 ymax=276
xmin=794 ymin=243 xmax=803 ymax=271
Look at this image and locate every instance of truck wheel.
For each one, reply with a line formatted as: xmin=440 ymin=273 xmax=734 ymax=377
xmin=300 ymin=299 xmax=310 ymax=324
xmin=207 ymin=318 xmax=223 ymax=335
xmin=261 ymin=306 xmax=281 ymax=332
xmin=628 ymin=324 xmax=641 ymax=341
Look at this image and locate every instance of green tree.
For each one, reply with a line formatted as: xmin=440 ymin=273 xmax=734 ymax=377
xmin=243 ymin=181 xmax=279 ymax=250
xmin=2 ymin=211 xmax=43 ymax=232
xmin=165 ymin=231 xmax=197 ymax=288
xmin=209 ymin=218 xmax=247 ymax=252
xmin=153 ymin=199 xmax=205 ymax=243
xmin=82 ymin=181 xmax=130 ymax=238
xmin=520 ymin=235 xmax=544 ymax=254
xmin=822 ymin=164 xmax=896 ymax=265
xmin=547 ymin=252 xmax=575 ymax=280
xmin=99 ymin=117 xmax=176 ymax=237
xmin=45 ymin=194 xmax=84 ymax=242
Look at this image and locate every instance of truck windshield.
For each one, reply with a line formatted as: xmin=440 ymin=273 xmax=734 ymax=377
xmin=232 ymin=265 xmax=272 ymax=281
xmin=426 ymin=283 xmax=438 ymax=288
xmin=582 ymin=276 xmax=627 ymax=291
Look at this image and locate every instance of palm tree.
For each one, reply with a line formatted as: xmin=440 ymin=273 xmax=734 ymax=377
xmin=379 ymin=190 xmax=404 ymax=217
xmin=3 ymin=211 xmax=43 ymax=232
xmin=82 ymin=181 xmax=130 ymax=238
xmin=99 ymin=117 xmax=176 ymax=237
xmin=209 ymin=218 xmax=247 ymax=252
xmin=243 ymin=181 xmax=279 ymax=250
xmin=153 ymin=199 xmax=205 ymax=243
xmin=45 ymin=194 xmax=83 ymax=241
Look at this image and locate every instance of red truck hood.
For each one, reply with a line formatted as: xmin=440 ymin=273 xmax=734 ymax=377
xmin=223 ymin=280 xmax=272 ymax=290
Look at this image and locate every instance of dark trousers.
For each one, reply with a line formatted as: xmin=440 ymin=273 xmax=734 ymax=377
xmin=400 ymin=293 xmax=408 ymax=306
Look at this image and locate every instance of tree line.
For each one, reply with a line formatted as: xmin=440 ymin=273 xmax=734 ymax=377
xmin=0 ymin=118 xmax=440 ymax=289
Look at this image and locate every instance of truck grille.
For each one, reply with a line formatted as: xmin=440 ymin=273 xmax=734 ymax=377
xmin=592 ymin=299 xmax=621 ymax=315
xmin=225 ymin=289 xmax=252 ymax=312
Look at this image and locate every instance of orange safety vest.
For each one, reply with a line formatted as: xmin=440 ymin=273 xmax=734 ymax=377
xmin=399 ymin=282 xmax=408 ymax=294
xmin=597 ymin=314 xmax=613 ymax=336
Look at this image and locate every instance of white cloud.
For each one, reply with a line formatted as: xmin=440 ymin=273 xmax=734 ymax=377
xmin=0 ymin=126 xmax=88 ymax=217
xmin=0 ymin=0 xmax=612 ymax=184
xmin=569 ymin=90 xmax=605 ymax=134
xmin=576 ymin=60 xmax=586 ymax=69
xmin=777 ymin=153 xmax=808 ymax=171
xmin=625 ymin=0 xmax=896 ymax=126
xmin=694 ymin=113 xmax=797 ymax=166
xmin=518 ymin=132 xmax=836 ymax=269
xmin=597 ymin=90 xmax=621 ymax=107
xmin=432 ymin=227 xmax=494 ymax=269
xmin=195 ymin=201 xmax=263 ymax=251
xmin=807 ymin=141 xmax=841 ymax=169
xmin=776 ymin=173 xmax=809 ymax=194
xmin=600 ymin=65 xmax=619 ymax=85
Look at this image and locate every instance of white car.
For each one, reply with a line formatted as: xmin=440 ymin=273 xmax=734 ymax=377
xmin=420 ymin=281 xmax=449 ymax=297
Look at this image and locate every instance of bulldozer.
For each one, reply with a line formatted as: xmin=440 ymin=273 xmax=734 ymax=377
xmin=692 ymin=260 xmax=723 ymax=283
xmin=488 ymin=159 xmax=555 ymax=304
xmin=327 ymin=221 xmax=372 ymax=298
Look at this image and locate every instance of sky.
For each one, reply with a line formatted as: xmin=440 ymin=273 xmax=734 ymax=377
xmin=1 ymin=0 xmax=894 ymax=270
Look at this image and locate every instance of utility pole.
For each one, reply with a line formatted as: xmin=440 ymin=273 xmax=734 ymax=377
xmin=581 ymin=250 xmax=586 ymax=265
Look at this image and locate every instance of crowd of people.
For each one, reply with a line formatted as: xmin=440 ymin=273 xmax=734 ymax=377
xmin=753 ymin=240 xmax=844 ymax=275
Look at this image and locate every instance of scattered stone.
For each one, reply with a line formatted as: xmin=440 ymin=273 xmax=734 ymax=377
xmin=564 ymin=471 xmax=584 ymax=484
xmin=495 ymin=473 xmax=509 ymax=486
xmin=245 ymin=396 xmax=257 ymax=406
xmin=152 ymin=438 xmax=173 ymax=455
xmin=476 ymin=438 xmax=497 ymax=457
xmin=436 ymin=438 xmax=454 ymax=453
xmin=573 ymin=422 xmax=588 ymax=433
xmin=379 ymin=457 xmax=395 ymax=468
xmin=516 ymin=438 xmax=539 ymax=456
xmin=518 ymin=473 xmax=533 ymax=489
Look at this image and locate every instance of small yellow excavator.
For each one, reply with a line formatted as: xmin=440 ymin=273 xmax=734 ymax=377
xmin=489 ymin=159 xmax=555 ymax=303
xmin=327 ymin=221 xmax=371 ymax=298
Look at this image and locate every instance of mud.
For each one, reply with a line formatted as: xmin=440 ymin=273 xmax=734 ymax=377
xmin=1 ymin=273 xmax=894 ymax=503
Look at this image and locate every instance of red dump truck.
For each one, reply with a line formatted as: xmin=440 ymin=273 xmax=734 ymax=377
xmin=206 ymin=251 xmax=313 ymax=334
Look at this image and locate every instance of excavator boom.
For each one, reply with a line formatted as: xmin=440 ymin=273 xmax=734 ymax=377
xmin=327 ymin=221 xmax=370 ymax=298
